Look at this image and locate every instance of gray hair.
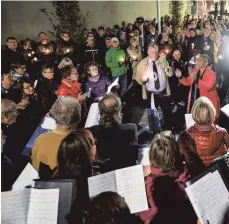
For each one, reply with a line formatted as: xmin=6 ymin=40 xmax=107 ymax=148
xmin=147 ymin=43 xmax=159 ymax=52
xmin=51 ymin=96 xmax=81 ymax=128
xmin=199 ymin=54 xmax=211 ymax=65
xmin=58 ymin=57 xmax=73 ymax=69
xmin=1 ymin=99 xmax=17 ymax=124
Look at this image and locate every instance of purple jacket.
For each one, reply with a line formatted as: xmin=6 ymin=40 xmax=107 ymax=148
xmin=88 ymin=76 xmax=111 ymax=101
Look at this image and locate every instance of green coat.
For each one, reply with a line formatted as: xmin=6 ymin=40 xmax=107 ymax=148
xmin=105 ymin=47 xmax=129 ymax=77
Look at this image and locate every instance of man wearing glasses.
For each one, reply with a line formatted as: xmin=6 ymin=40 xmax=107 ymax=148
xmin=2 ymin=37 xmax=25 ymax=73
xmin=35 ymin=65 xmax=58 ymax=113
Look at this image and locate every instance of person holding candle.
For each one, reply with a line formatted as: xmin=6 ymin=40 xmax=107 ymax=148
xmin=127 ymin=37 xmax=142 ymax=80
xmin=135 ymin=44 xmax=173 ymax=130
xmin=105 ymin=37 xmax=129 ymax=96
xmin=194 ymin=27 xmax=214 ymax=66
xmin=37 ymin=32 xmax=56 ymax=65
xmin=56 ymin=31 xmax=75 ymax=63
xmin=146 ymin=25 xmax=158 ymax=46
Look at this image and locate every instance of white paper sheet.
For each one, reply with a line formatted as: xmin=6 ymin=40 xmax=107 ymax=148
xmin=12 ymin=163 xmax=39 ymax=191
xmin=1 ymin=189 xmax=30 ymax=224
xmin=1 ymin=188 xmax=59 ymax=224
xmin=88 ymin=165 xmax=148 ymax=214
xmin=185 ymin=113 xmax=195 ymax=128
xmin=88 ymin=171 xmax=117 ymax=198
xmin=115 ymin=165 xmax=148 ymax=214
xmin=41 ymin=117 xmax=57 ymax=130
xmin=85 ymin=103 xmax=100 ymax=128
xmin=185 ymin=170 xmax=229 ymax=224
xmin=221 ymin=104 xmax=229 ymax=118
xmin=27 ymin=189 xmax=59 ymax=224
xmin=107 ymin=77 xmax=119 ymax=94
xmin=138 ymin=148 xmax=150 ymax=166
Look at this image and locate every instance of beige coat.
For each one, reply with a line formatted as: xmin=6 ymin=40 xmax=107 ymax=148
xmin=135 ymin=56 xmax=173 ymax=99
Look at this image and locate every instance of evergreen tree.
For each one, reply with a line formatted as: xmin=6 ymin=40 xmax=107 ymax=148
xmin=169 ymin=1 xmax=184 ymax=31
xmin=40 ymin=1 xmax=90 ymax=43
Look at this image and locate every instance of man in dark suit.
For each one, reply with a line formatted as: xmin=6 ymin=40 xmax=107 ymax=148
xmin=2 ymin=37 xmax=25 ymax=73
xmin=89 ymin=93 xmax=138 ymax=171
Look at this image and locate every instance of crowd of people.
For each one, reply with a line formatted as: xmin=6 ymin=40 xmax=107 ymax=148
xmin=1 ymin=13 xmax=229 ymax=224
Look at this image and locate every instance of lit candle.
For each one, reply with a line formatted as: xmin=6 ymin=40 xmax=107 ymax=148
xmin=132 ymin=55 xmax=137 ymax=60
xmin=141 ymin=75 xmax=148 ymax=83
xmin=46 ymin=49 xmax=50 ymax=54
xmin=31 ymin=51 xmax=35 ymax=54
xmin=66 ymin=48 xmax=70 ymax=53
xmin=130 ymin=33 xmax=134 ymax=37
xmin=28 ymin=53 xmax=32 ymax=57
xmin=33 ymin=57 xmax=37 ymax=61
xmin=119 ymin=57 xmax=125 ymax=63
xmin=191 ymin=43 xmax=194 ymax=49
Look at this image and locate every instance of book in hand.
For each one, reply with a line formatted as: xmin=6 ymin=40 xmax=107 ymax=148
xmin=34 ymin=179 xmax=77 ymax=224
xmin=1 ymin=188 xmax=59 ymax=224
xmin=185 ymin=164 xmax=229 ymax=224
xmin=88 ymin=165 xmax=148 ymax=214
xmin=12 ymin=163 xmax=39 ymax=191
xmin=85 ymin=103 xmax=100 ymax=128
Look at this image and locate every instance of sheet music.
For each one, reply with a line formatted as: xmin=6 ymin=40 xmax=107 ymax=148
xmin=115 ymin=165 xmax=148 ymax=214
xmin=85 ymin=103 xmax=100 ymax=128
xmin=138 ymin=147 xmax=150 ymax=166
xmin=185 ymin=113 xmax=195 ymax=128
xmin=221 ymin=104 xmax=229 ymax=118
xmin=88 ymin=171 xmax=117 ymax=198
xmin=1 ymin=189 xmax=30 ymax=224
xmin=185 ymin=170 xmax=229 ymax=224
xmin=27 ymin=189 xmax=59 ymax=224
xmin=41 ymin=116 xmax=57 ymax=130
xmin=12 ymin=163 xmax=39 ymax=191
xmin=107 ymin=77 xmax=119 ymax=94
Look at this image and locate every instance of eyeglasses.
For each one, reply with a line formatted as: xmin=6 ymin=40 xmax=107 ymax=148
xmin=43 ymin=71 xmax=54 ymax=74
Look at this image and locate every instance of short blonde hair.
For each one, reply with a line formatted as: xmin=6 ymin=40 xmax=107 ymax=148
xmin=191 ymin=97 xmax=216 ymax=125
xmin=130 ymin=37 xmax=138 ymax=45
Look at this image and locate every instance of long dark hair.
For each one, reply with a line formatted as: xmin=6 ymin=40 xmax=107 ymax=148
xmin=56 ymin=129 xmax=93 ymax=178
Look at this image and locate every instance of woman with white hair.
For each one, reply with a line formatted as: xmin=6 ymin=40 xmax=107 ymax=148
xmin=178 ymin=97 xmax=229 ymax=175
xmin=180 ymin=54 xmax=220 ymax=119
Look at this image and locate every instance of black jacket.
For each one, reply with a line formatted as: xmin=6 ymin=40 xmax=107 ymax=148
xmin=35 ymin=76 xmax=58 ymax=113
xmin=194 ymin=35 xmax=214 ymax=64
xmin=89 ymin=123 xmax=138 ymax=171
xmin=37 ymin=42 xmax=56 ymax=65
xmin=2 ymin=48 xmax=26 ymax=73
xmin=55 ymin=39 xmax=75 ymax=63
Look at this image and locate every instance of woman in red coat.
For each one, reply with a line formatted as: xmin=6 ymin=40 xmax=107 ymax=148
xmin=57 ymin=66 xmax=87 ymax=102
xmin=180 ymin=54 xmax=220 ymax=119
xmin=138 ymin=131 xmax=197 ymax=224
